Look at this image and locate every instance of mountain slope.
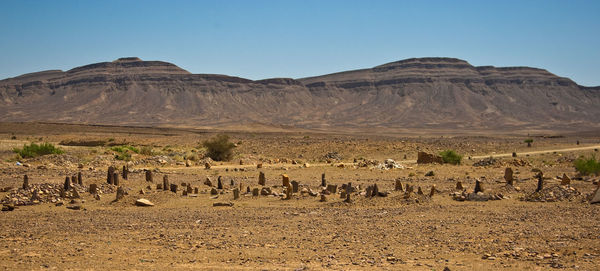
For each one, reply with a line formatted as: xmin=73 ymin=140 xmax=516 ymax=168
xmin=0 ymin=57 xmax=598 ymax=132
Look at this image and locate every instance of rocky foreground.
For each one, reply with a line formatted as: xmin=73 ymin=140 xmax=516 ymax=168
xmin=1 ymin=160 xmax=599 ymax=270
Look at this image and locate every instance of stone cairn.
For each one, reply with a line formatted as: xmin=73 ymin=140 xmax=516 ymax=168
xmin=115 ymin=186 xmax=125 ymax=201
xmin=429 ymin=185 xmax=436 ymax=197
xmin=365 ymin=183 xmax=382 ymax=197
xmin=170 ymin=183 xmax=178 ymax=193
xmin=145 ymin=170 xmax=153 ymax=182
xmin=107 ymin=166 xmax=115 ymax=185
xmin=204 ymin=177 xmax=213 ymax=187
xmin=217 ymin=176 xmax=223 ymax=190
xmin=474 ymin=180 xmax=484 ymax=193
xmin=113 ymin=172 xmax=119 ymax=186
xmin=536 ymin=172 xmax=544 ymax=192
xmin=258 ymin=172 xmax=266 ymax=186
xmin=282 ymin=174 xmax=290 ymax=187
xmin=77 ymin=172 xmax=83 ymax=186
xmin=64 ymin=177 xmax=71 ymax=191
xmin=282 ymin=175 xmax=292 ymax=200
xmin=22 ymin=175 xmax=29 ymax=189
xmin=395 ymin=179 xmax=403 ymax=192
xmin=122 ymin=165 xmax=128 ymax=180
xmin=89 ymin=183 xmax=98 ymax=194
xmin=456 ymin=181 xmax=464 ymax=190
xmin=163 ymin=175 xmax=169 ymax=191
xmin=321 ymin=173 xmax=327 ymax=187
xmin=504 ymin=167 xmax=514 ymax=186
xmin=561 ymin=173 xmax=571 ymax=186
xmin=326 ymin=184 xmax=337 ymax=194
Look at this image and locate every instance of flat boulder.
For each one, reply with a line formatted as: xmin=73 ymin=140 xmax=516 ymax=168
xmin=135 ymin=198 xmax=154 ymax=207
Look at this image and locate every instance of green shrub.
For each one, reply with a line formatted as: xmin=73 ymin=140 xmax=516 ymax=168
xmin=110 ymin=145 xmax=139 ymax=154
xmin=139 ymin=146 xmax=154 ymax=155
xmin=110 ymin=145 xmax=139 ymax=161
xmin=439 ymin=150 xmax=462 ymax=165
xmin=574 ymin=156 xmax=600 ymax=176
xmin=202 ymin=134 xmax=236 ymax=161
xmin=115 ymin=152 xmax=132 ymax=161
xmin=13 ymin=142 xmax=64 ymax=158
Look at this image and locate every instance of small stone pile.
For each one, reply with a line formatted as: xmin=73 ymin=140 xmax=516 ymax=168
xmin=451 ymin=191 xmax=505 ymax=201
xmin=374 ymin=159 xmax=405 ymax=170
xmin=1 ymin=182 xmax=115 ymax=206
xmin=472 ymin=157 xmax=498 ymax=167
xmin=523 ymin=185 xmax=582 ymax=202
xmin=357 ymin=159 xmax=379 ymax=168
xmin=323 ymin=152 xmax=342 ymax=160
xmin=508 ymin=159 xmax=530 ymax=167
xmin=451 ymin=180 xmax=504 ymax=201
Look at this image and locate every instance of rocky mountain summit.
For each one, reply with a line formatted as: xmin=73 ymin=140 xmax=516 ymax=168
xmin=1 ymin=57 xmax=598 ymax=132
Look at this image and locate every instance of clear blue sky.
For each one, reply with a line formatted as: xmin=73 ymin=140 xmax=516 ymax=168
xmin=1 ymin=0 xmax=599 ymax=86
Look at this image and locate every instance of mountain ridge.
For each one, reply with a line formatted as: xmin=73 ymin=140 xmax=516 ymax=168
xmin=1 ymin=57 xmax=598 ymax=132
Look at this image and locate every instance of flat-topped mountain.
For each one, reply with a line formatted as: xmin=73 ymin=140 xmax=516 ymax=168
xmin=0 ymin=57 xmax=598 ymax=132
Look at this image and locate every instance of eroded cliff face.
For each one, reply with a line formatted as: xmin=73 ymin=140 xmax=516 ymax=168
xmin=0 ymin=57 xmax=598 ymax=131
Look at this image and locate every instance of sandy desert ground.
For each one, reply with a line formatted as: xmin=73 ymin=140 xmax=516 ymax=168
xmin=0 ymin=122 xmax=599 ymax=270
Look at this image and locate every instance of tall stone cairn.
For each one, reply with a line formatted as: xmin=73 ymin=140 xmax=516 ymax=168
xmin=122 ymin=165 xmax=128 ymax=180
xmin=282 ymin=174 xmax=290 ymax=187
xmin=145 ymin=170 xmax=153 ymax=182
xmin=107 ymin=166 xmax=115 ymax=184
xmin=536 ymin=173 xmax=544 ymax=192
xmin=163 ymin=175 xmax=169 ymax=191
xmin=217 ymin=176 xmax=223 ymax=190
xmin=321 ymin=173 xmax=326 ymax=187
xmin=504 ymin=167 xmax=514 ymax=186
xmin=64 ymin=176 xmax=71 ymax=191
xmin=77 ymin=172 xmax=83 ymax=186
xmin=474 ymin=180 xmax=484 ymax=193
xmin=23 ymin=175 xmax=29 ymax=189
xmin=258 ymin=172 xmax=266 ymax=186
xmin=113 ymin=172 xmax=120 ymax=186
xmin=233 ymin=188 xmax=240 ymax=200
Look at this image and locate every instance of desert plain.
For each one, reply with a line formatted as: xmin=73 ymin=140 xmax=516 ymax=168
xmin=0 ymin=122 xmax=599 ymax=270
